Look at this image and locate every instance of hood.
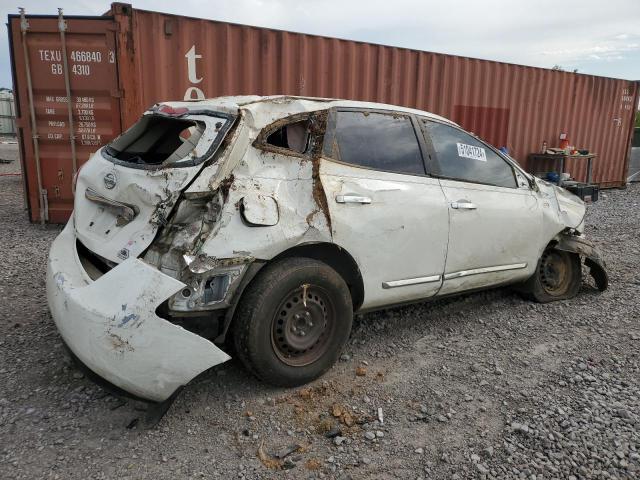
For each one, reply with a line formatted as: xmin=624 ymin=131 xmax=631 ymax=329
xmin=553 ymin=185 xmax=586 ymax=229
xmin=535 ymin=178 xmax=586 ymax=230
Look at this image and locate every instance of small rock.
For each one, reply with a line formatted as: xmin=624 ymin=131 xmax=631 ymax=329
xmin=511 ymin=422 xmax=529 ymax=434
xmin=414 ymin=447 xmax=424 ymax=454
xmin=364 ymin=431 xmax=376 ymax=441
xmin=333 ymin=436 xmax=346 ymax=446
xmin=325 ymin=427 xmax=342 ymax=439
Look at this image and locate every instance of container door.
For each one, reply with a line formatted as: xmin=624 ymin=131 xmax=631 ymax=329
xmin=9 ymin=15 xmax=121 ymax=223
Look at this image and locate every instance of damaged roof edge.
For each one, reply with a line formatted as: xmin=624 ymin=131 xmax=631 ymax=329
xmin=160 ymin=95 xmax=458 ymax=127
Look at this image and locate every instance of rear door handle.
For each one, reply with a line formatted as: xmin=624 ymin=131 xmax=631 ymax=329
xmin=450 ymin=200 xmax=477 ymax=210
xmin=335 ymin=194 xmax=372 ymax=204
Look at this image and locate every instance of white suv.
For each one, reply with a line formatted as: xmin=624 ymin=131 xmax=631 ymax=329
xmin=46 ymin=96 xmax=608 ymax=403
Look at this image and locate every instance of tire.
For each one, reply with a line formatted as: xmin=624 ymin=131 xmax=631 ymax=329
xmin=232 ymin=257 xmax=353 ymax=387
xmin=519 ymin=248 xmax=582 ymax=303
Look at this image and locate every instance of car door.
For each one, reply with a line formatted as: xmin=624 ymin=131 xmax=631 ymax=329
xmin=420 ymin=119 xmax=542 ymax=296
xmin=320 ymin=108 xmax=449 ymax=310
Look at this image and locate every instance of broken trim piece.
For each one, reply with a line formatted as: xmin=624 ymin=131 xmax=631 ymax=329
xmin=444 ymin=263 xmax=527 ymax=280
xmin=382 ymin=275 xmax=441 ymax=289
xmin=85 ymin=187 xmax=138 ymax=225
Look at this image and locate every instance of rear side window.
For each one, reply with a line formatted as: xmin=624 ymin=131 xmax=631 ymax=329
xmin=266 ymin=120 xmax=310 ymax=154
xmin=325 ymin=110 xmax=425 ymax=175
xmin=422 ymin=120 xmax=516 ymax=188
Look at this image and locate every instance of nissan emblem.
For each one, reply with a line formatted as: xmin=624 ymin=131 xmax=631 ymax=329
xmin=103 ymin=172 xmax=117 ymax=189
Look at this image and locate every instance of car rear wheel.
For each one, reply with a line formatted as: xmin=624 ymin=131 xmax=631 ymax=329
xmin=232 ymin=257 xmax=353 ymax=386
xmin=519 ymin=248 xmax=582 ymax=303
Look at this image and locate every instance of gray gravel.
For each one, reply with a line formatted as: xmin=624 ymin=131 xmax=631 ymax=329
xmin=1 ymin=141 xmax=639 ymax=479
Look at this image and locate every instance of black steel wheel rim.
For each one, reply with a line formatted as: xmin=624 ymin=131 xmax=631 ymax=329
xmin=271 ymin=284 xmax=336 ymax=367
xmin=539 ymin=250 xmax=571 ymax=295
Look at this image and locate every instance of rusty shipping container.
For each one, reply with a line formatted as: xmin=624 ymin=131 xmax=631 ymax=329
xmin=9 ymin=3 xmax=639 ymax=223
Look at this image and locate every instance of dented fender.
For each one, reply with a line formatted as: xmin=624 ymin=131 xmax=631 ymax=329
xmin=555 ymin=234 xmax=609 ymax=292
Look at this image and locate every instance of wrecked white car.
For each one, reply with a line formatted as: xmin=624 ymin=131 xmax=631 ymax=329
xmin=46 ymin=96 xmax=608 ymax=403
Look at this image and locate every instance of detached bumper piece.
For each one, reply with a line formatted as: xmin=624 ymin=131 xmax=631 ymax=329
xmin=46 ymin=221 xmax=231 ymax=403
xmin=556 ymin=234 xmax=608 ymax=292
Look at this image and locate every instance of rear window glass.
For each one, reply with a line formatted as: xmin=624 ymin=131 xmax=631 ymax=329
xmin=325 ymin=111 xmax=425 ymax=175
xmin=104 ymin=112 xmax=232 ymax=168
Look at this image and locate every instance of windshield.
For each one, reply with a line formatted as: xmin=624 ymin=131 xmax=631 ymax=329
xmin=102 ymin=112 xmax=234 ymax=169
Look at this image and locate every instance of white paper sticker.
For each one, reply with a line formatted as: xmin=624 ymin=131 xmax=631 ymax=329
xmin=456 ymin=143 xmax=487 ymax=162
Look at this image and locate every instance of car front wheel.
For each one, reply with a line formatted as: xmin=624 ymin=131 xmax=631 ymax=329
xmin=232 ymin=257 xmax=353 ymax=386
xmin=520 ymin=248 xmax=582 ymax=303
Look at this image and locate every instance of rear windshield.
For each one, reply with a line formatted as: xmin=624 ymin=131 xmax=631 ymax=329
xmin=102 ymin=112 xmax=233 ymax=168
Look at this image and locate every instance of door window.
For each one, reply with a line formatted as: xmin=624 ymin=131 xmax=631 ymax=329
xmin=265 ymin=120 xmax=311 ymax=154
xmin=422 ymin=120 xmax=517 ymax=188
xmin=325 ymin=110 xmax=425 ymax=175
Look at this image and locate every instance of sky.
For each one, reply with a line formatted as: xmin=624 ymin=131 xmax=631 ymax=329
xmin=1 ymin=0 xmax=640 ymax=90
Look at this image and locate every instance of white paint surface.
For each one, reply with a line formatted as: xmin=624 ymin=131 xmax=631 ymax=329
xmin=47 ymin=95 xmax=592 ymax=401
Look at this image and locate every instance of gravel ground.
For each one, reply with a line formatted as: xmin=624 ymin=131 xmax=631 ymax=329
xmin=1 ymin=142 xmax=639 ymax=479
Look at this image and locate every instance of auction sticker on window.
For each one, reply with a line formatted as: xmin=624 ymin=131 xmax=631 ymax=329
xmin=456 ymin=143 xmax=487 ymax=162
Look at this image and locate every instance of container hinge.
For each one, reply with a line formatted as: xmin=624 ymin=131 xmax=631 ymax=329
xmin=57 ymin=9 xmax=68 ymax=32
xmin=111 ymin=89 xmax=124 ymax=98
xmin=19 ymin=8 xmax=29 ymax=32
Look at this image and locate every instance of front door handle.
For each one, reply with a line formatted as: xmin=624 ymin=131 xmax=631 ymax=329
xmin=450 ymin=200 xmax=477 ymax=210
xmin=335 ymin=194 xmax=372 ymax=204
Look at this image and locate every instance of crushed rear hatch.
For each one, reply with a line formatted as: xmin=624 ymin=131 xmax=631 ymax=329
xmin=73 ymin=105 xmax=235 ymax=264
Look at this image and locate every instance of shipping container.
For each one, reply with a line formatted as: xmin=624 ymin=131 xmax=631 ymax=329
xmin=8 ymin=3 xmax=640 ymax=223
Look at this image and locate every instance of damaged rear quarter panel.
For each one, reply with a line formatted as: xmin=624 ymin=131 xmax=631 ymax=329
xmin=183 ymin=106 xmax=333 ymax=263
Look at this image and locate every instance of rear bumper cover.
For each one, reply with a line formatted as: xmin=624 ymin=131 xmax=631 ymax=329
xmin=46 ymin=221 xmax=230 ymax=402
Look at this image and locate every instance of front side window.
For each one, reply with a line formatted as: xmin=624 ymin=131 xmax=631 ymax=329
xmin=422 ymin=120 xmax=517 ymax=188
xmin=325 ymin=110 xmax=425 ymax=175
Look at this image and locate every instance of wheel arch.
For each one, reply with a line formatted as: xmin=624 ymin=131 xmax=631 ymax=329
xmin=218 ymin=242 xmax=364 ymax=343
xmin=270 ymin=242 xmax=365 ymax=311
